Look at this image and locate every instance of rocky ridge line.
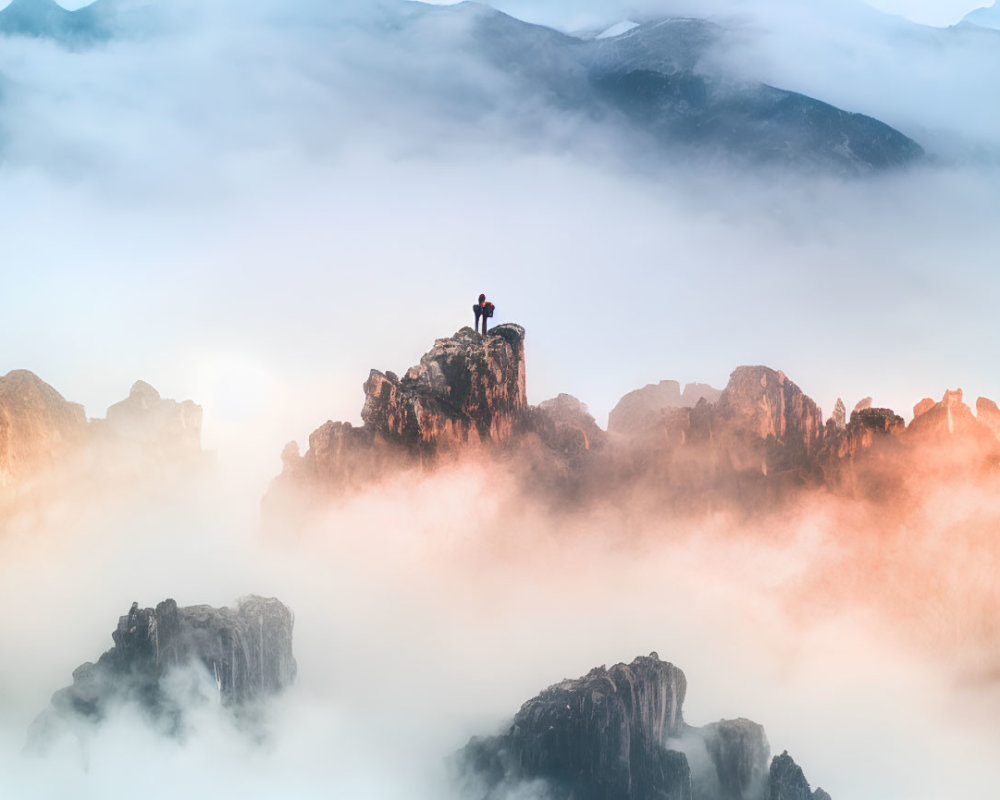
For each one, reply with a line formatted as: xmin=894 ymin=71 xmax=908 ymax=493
xmin=267 ymin=325 xmax=1000 ymax=516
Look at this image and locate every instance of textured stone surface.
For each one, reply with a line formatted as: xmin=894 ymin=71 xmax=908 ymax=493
xmin=768 ymin=751 xmax=829 ymax=800
xmin=713 ymin=366 xmax=823 ymax=476
xmin=976 ymin=397 xmax=1000 ymax=438
xmin=841 ymin=408 xmax=905 ymax=455
xmin=0 ymin=371 xmax=201 ymax=504
xmin=828 ymin=398 xmax=846 ymax=430
xmin=30 ymin=596 xmax=295 ymax=748
xmin=458 ymin=654 xmax=827 ymax=800
xmin=609 ymin=380 xmax=722 ymax=436
xmin=699 ymin=718 xmax=770 ymax=800
xmin=913 ymin=397 xmax=935 ymax=419
xmin=268 ymin=324 xmax=1000 ymax=515
xmin=270 ymin=326 xmax=528 ymax=501
xmin=362 ymin=324 xmax=527 ymax=453
xmin=534 ymin=394 xmax=607 ymax=455
xmin=460 ymin=653 xmax=691 ymax=800
xmin=0 ymin=369 xmax=89 ymax=488
xmin=103 ymin=380 xmax=202 ymax=458
xmin=906 ymin=388 xmax=988 ymax=441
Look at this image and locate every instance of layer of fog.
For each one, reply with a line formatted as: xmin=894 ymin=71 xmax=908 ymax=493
xmin=3 ymin=4 xmax=1000 ymax=796
xmin=3 ymin=455 xmax=1000 ymax=799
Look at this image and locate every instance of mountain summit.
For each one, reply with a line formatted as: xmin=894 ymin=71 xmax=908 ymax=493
xmin=0 ymin=0 xmax=924 ymax=172
xmin=266 ymin=324 xmax=1000 ymax=520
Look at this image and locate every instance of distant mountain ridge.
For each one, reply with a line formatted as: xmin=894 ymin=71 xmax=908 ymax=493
xmin=0 ymin=0 xmax=924 ymax=173
xmin=0 ymin=0 xmax=112 ymax=42
xmin=963 ymin=2 xmax=1000 ymax=28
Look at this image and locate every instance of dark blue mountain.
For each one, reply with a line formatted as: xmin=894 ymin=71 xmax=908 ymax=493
xmin=0 ymin=0 xmax=925 ymax=173
xmin=449 ymin=5 xmax=923 ymax=172
xmin=0 ymin=0 xmax=112 ymax=43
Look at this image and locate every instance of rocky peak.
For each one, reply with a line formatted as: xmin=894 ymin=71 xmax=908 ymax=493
xmin=769 ymin=751 xmax=830 ymax=800
xmin=714 ymin=366 xmax=823 ymax=475
xmin=103 ymin=378 xmax=202 ymax=457
xmin=608 ymin=379 xmax=722 ymax=436
xmin=0 ymin=369 xmax=89 ymax=488
xmin=533 ymin=393 xmax=606 ymax=455
xmin=975 ymin=397 xmax=1000 ymax=438
xmin=270 ymin=325 xmax=529 ymax=504
xmin=457 ymin=653 xmax=827 ymax=800
xmin=29 ymin=596 xmax=296 ymax=750
xmin=913 ymin=397 xmax=935 ymax=418
xmin=460 ymin=653 xmax=691 ymax=800
xmin=828 ymin=398 xmax=846 ymax=430
xmin=361 ymin=324 xmax=527 ymax=453
xmin=0 ymin=371 xmax=202 ymax=506
xmin=907 ymin=388 xmax=984 ymax=440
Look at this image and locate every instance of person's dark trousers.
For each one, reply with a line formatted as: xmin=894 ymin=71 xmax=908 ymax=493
xmin=473 ymin=305 xmax=482 ymax=333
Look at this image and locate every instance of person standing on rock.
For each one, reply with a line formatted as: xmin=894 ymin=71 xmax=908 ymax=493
xmin=473 ymin=293 xmax=495 ymax=335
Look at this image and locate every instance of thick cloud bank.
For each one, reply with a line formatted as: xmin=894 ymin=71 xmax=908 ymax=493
xmin=2 ymin=2 xmax=1000 ymax=798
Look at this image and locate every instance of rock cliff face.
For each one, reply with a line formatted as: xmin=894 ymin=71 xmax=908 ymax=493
xmin=271 ymin=326 xmax=528 ymax=502
xmin=29 ymin=596 xmax=295 ymax=749
xmin=697 ymin=718 xmax=770 ymax=800
xmin=713 ymin=367 xmax=823 ymax=476
xmin=533 ymin=394 xmax=607 ymax=456
xmin=0 ymin=369 xmax=89 ymax=488
xmin=768 ymin=751 xmax=830 ymax=800
xmin=457 ymin=654 xmax=828 ymax=800
xmin=608 ymin=380 xmax=722 ymax=436
xmin=0 ymin=371 xmax=202 ymax=511
xmin=101 ymin=380 xmax=203 ymax=459
xmin=268 ymin=324 xmax=1000 ymax=517
xmin=361 ymin=324 xmax=527 ymax=453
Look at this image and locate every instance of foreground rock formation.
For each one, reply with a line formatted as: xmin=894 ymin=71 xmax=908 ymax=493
xmin=456 ymin=653 xmax=828 ymax=800
xmin=267 ymin=324 xmax=1000 ymax=517
xmin=272 ymin=325 xmax=529 ymax=500
xmin=29 ymin=596 xmax=296 ymax=749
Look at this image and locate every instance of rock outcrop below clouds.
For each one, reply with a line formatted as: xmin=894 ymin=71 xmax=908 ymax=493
xmin=28 ymin=596 xmax=296 ymax=750
xmin=268 ymin=323 xmax=1000 ymax=516
xmin=456 ymin=653 xmax=829 ymax=800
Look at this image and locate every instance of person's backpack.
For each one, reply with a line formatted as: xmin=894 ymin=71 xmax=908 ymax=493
xmin=484 ymin=302 xmax=495 ymax=318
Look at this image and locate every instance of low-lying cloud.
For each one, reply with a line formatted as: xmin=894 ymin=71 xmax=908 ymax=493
xmin=3 ymin=2 xmax=1000 ymax=797
xmin=3 ymin=442 xmax=1000 ymax=798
